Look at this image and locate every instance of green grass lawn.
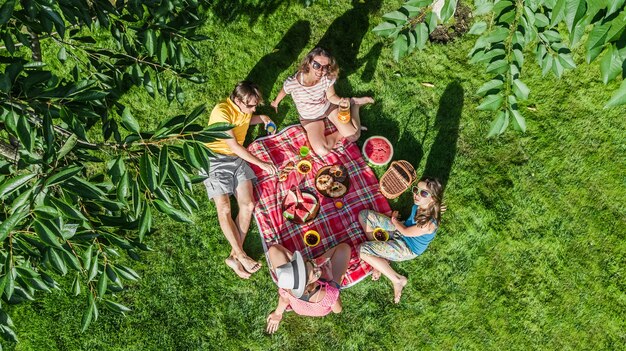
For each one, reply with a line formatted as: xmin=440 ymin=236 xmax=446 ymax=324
xmin=6 ymin=1 xmax=626 ymax=350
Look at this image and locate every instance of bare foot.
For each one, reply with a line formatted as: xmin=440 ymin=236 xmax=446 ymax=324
xmin=225 ymin=257 xmax=251 ymax=279
xmin=237 ymin=255 xmax=261 ymax=274
xmin=393 ymin=276 xmax=408 ymax=303
xmin=371 ymin=269 xmax=381 ymax=281
xmin=353 ymin=97 xmax=374 ymax=105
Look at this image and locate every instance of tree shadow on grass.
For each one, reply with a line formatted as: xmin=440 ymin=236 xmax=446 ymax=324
xmin=206 ymin=0 xmax=285 ymax=25
xmin=245 ymin=20 xmax=311 ymax=125
xmin=316 ymin=0 xmax=383 ymax=95
xmin=422 ymin=81 xmax=463 ymax=195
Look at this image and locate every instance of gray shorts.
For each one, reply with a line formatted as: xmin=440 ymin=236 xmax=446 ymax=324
xmin=202 ymin=153 xmax=256 ymax=199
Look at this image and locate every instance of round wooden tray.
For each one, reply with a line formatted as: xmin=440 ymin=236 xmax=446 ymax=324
xmin=314 ymin=165 xmax=350 ymax=198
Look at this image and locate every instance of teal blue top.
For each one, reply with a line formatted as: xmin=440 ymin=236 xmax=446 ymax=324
xmin=401 ymin=204 xmax=437 ymax=255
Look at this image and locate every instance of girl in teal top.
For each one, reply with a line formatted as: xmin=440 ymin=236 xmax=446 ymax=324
xmin=358 ymin=177 xmax=443 ymax=303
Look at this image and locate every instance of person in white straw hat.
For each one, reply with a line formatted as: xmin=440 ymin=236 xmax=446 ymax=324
xmin=265 ymin=243 xmax=351 ymax=334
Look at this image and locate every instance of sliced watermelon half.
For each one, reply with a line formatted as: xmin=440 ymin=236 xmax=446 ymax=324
xmin=362 ymin=136 xmax=393 ymax=166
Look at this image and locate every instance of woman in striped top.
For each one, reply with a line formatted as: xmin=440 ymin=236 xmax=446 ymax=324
xmin=271 ymin=47 xmax=374 ymax=156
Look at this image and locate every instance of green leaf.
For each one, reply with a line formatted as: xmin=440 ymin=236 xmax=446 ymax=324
xmin=176 ymin=82 xmax=185 ymax=105
xmin=487 ymin=110 xmax=509 ymax=137
xmin=138 ymin=205 xmax=151 ymax=242
xmin=469 ymin=21 xmax=487 ymax=35
xmin=512 ymin=79 xmax=530 ymax=100
xmin=17 ymin=115 xmax=33 ymax=152
xmin=474 ymin=1 xmax=493 ymax=16
xmin=607 ymin=0 xmax=625 ymax=16
xmin=117 ymin=171 xmax=129 ymax=202
xmin=586 ymin=22 xmax=611 ymax=63
xmin=604 ymin=79 xmax=626 ymax=108
xmin=48 ymin=248 xmax=68 ymax=275
xmin=49 ymin=197 xmax=88 ymax=222
xmin=558 ymin=53 xmax=576 ymax=69
xmin=57 ymin=47 xmax=67 ymax=63
xmin=440 ymin=0 xmax=457 ymax=21
xmin=104 ymin=299 xmax=131 ymax=314
xmin=535 ymin=13 xmax=550 ymax=28
xmin=0 ymin=207 xmax=28 ymax=241
xmin=153 ymin=199 xmax=193 ymax=223
xmin=477 ymin=94 xmax=504 ymax=111
xmin=105 ymin=264 xmax=119 ymax=285
xmin=34 ymin=220 xmax=63 ymax=248
xmin=57 ymin=134 xmax=78 ymax=160
xmin=485 ymin=27 xmax=509 ymax=43
xmin=476 ymin=79 xmax=504 ymax=96
xmin=81 ymin=294 xmax=95 ymax=332
xmin=45 ymin=166 xmax=83 ymax=186
xmin=88 ymin=255 xmax=98 ymax=282
xmin=144 ymin=72 xmax=154 ymax=97
xmin=383 ymin=10 xmax=408 ymax=23
xmin=97 ymin=271 xmax=108 ymax=297
xmin=166 ymin=79 xmax=175 ymax=103
xmin=158 ymin=146 xmax=169 ymax=187
xmin=0 ymin=173 xmax=37 ymax=198
xmin=82 ymin=245 xmax=93 ymax=271
xmin=542 ymin=54 xmax=554 ymax=76
xmin=60 ymin=247 xmax=81 ymax=270
xmin=121 ymin=107 xmax=140 ymax=134
xmin=509 ymin=107 xmax=527 ymax=132
xmin=72 ymin=274 xmax=81 ymax=296
xmin=140 ymin=153 xmax=157 ymax=191
xmin=551 ymin=56 xmax=564 ymax=77
xmin=512 ymin=48 xmax=524 ymax=67
xmin=114 ymin=265 xmax=140 ymax=281
xmin=144 ymin=29 xmax=156 ymax=56
xmin=486 ymin=60 xmax=509 ymax=74
xmin=564 ymin=0 xmax=586 ymax=34
xmin=372 ymin=22 xmax=399 ymax=37
xmin=0 ymin=0 xmax=16 ymax=26
xmin=415 ymin=23 xmax=428 ymax=50
xmin=550 ymin=0 xmax=567 ymax=27
xmin=392 ymin=33 xmax=408 ymax=61
xmin=600 ymin=45 xmax=623 ymax=84
xmin=182 ymin=143 xmax=203 ymax=170
xmin=42 ymin=6 xmax=65 ymax=38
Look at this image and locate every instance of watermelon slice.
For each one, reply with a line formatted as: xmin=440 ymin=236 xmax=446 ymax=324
xmin=363 ymin=136 xmax=393 ymax=166
xmin=284 ymin=190 xmax=298 ymax=208
xmin=295 ymin=208 xmax=310 ymax=222
xmin=301 ymin=192 xmax=316 ymax=204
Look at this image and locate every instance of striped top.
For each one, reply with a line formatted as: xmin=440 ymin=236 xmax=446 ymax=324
xmin=283 ymin=73 xmax=336 ymax=120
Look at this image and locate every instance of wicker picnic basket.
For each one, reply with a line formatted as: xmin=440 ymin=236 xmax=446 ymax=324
xmin=379 ymin=160 xmax=417 ymax=199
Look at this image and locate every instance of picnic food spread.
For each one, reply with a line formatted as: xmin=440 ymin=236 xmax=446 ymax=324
xmin=278 ymin=161 xmax=295 ymax=182
xmin=315 ymin=165 xmax=349 ymax=198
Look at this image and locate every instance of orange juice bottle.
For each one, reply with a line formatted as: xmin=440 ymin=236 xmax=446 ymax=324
xmin=338 ymin=99 xmax=351 ymax=124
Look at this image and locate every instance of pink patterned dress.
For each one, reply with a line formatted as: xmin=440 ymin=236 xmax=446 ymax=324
xmin=278 ymin=281 xmax=340 ymax=317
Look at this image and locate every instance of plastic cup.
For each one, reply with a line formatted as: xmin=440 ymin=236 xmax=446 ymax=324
xmin=373 ymin=228 xmax=389 ymax=241
xmin=265 ymin=121 xmax=276 ymax=134
xmin=299 ymin=146 xmax=310 ymax=158
xmin=304 ymin=230 xmax=320 ymax=247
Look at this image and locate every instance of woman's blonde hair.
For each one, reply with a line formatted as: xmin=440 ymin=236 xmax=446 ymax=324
xmin=297 ymin=47 xmax=339 ymax=80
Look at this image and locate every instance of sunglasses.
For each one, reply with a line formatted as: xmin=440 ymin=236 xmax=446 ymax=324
xmin=311 ymin=60 xmax=331 ymax=71
xmin=412 ymin=186 xmax=431 ymax=199
xmin=238 ymin=99 xmax=258 ymax=109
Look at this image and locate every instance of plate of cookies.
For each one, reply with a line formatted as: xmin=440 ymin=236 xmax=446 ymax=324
xmin=314 ymin=164 xmax=349 ymax=198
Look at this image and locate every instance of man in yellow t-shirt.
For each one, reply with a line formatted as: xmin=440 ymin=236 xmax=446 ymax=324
xmin=203 ymin=81 xmax=277 ymax=279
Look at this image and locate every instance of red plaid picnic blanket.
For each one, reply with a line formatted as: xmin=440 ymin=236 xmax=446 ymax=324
xmin=247 ymin=122 xmax=391 ymax=287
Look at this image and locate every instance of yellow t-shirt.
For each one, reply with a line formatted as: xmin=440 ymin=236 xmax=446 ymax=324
xmin=205 ymin=98 xmax=251 ymax=156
